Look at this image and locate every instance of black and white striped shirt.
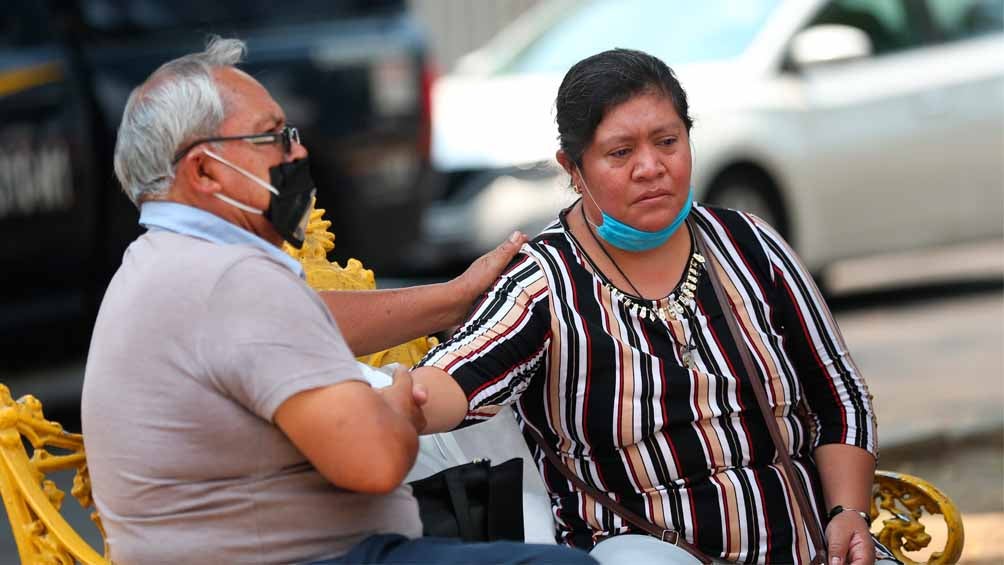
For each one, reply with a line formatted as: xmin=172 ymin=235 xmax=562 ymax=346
xmin=419 ymin=204 xmax=877 ymax=563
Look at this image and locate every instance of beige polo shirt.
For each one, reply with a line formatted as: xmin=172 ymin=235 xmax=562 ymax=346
xmin=82 ymin=229 xmax=421 ymax=564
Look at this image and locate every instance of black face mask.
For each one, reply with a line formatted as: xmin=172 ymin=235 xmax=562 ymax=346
xmin=264 ymin=158 xmax=316 ymax=248
xmin=203 ymin=149 xmax=316 ymax=248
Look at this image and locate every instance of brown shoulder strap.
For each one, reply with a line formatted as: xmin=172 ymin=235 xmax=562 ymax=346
xmin=691 ymin=218 xmax=827 ymax=564
xmin=523 ymin=425 xmax=712 ymax=564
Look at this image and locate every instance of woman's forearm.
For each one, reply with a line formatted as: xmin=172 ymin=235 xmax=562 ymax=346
xmin=814 ymin=443 xmax=876 ymax=513
xmin=412 ymin=366 xmax=469 ymax=433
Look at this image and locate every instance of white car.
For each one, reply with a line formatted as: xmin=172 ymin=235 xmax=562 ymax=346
xmin=419 ymin=0 xmax=1003 ymax=275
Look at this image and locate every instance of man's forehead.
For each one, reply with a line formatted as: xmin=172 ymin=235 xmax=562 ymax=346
xmin=214 ymin=67 xmax=284 ymax=129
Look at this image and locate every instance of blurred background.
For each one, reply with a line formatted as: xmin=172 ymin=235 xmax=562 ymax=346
xmin=1 ymin=0 xmax=1001 ymax=562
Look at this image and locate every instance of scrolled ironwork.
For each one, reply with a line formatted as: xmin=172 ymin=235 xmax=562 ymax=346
xmin=0 ymin=383 xmax=106 ymax=563
xmin=871 ymin=470 xmax=964 ymax=564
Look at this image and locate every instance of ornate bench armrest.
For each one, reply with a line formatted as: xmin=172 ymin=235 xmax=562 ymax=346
xmin=872 ymin=470 xmax=964 ymax=565
xmin=285 ymin=204 xmax=437 ymax=367
xmin=0 ymin=385 xmax=108 ymax=564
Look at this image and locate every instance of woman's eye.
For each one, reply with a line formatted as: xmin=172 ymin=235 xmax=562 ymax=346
xmin=609 ymin=148 xmax=631 ymax=158
xmin=660 ymin=137 xmax=678 ymax=146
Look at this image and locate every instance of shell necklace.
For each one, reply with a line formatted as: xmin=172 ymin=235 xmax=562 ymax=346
xmin=580 ymin=205 xmax=704 ymax=322
xmin=580 ymin=206 xmax=704 ymax=368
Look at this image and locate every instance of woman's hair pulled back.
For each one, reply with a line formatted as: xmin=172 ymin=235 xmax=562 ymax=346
xmin=555 ymin=48 xmax=693 ymax=167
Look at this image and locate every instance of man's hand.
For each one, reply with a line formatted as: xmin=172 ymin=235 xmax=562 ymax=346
xmin=379 ymin=366 xmax=428 ymax=433
xmin=274 ymin=377 xmax=422 ymax=494
xmin=446 ymin=231 xmax=528 ymax=325
xmin=825 ymin=510 xmax=875 ymax=565
xmin=317 ymin=231 xmax=528 ymax=356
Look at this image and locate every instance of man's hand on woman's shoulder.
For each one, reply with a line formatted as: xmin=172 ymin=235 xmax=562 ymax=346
xmin=445 ymin=231 xmax=528 ymax=325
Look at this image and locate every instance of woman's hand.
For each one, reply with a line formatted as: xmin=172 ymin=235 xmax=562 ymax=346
xmin=825 ymin=510 xmax=875 ymax=565
xmin=814 ymin=445 xmax=877 ymax=565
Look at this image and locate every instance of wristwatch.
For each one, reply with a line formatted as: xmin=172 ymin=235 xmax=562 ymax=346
xmin=827 ymin=505 xmax=872 ymax=526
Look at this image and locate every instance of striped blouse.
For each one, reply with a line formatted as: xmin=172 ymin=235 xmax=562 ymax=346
xmin=418 ymin=204 xmax=877 ymax=564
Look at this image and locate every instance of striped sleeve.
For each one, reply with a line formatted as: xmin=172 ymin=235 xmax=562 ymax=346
xmin=417 ymin=252 xmax=551 ymax=425
xmin=750 ymin=215 xmax=878 ymax=455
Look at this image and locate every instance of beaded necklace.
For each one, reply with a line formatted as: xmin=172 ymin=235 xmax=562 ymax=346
xmin=579 ymin=205 xmax=705 ymax=367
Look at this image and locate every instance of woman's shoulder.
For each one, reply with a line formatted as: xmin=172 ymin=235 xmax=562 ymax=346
xmin=691 ymin=203 xmax=777 ymax=277
xmin=498 ymin=216 xmax=582 ymax=287
xmin=692 ymin=201 xmax=755 ymax=227
xmin=692 ymin=202 xmax=778 ymax=244
xmin=522 ymin=216 xmax=575 ymax=255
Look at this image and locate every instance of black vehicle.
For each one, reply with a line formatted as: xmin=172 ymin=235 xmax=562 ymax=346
xmin=0 ymin=1 xmax=439 ymax=362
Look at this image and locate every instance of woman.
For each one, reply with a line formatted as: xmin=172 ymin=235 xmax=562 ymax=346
xmin=413 ymin=49 xmax=891 ymax=565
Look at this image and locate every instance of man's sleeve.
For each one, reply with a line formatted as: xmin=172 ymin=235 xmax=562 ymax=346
xmin=417 ymin=254 xmax=551 ymax=426
xmin=199 ymin=255 xmax=364 ymax=422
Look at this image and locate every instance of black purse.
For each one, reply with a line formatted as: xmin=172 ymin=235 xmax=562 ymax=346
xmin=408 ymin=457 xmax=524 ymax=542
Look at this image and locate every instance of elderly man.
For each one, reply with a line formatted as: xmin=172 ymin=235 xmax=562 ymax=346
xmin=81 ymin=37 xmax=595 ymax=565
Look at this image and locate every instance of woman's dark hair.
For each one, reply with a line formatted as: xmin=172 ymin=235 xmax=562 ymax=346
xmin=555 ymin=48 xmax=693 ymax=167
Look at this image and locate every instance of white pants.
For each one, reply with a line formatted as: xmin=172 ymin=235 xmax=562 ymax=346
xmin=589 ymin=534 xmax=900 ymax=565
xmin=590 ymin=535 xmax=713 ymax=564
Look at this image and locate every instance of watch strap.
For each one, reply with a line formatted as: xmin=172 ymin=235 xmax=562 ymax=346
xmin=827 ymin=505 xmax=873 ymax=526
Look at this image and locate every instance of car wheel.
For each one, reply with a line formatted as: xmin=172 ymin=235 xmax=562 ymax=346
xmin=704 ymin=168 xmax=833 ymax=296
xmin=704 ymin=167 xmax=790 ymax=241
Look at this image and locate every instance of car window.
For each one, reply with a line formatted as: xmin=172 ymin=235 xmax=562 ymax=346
xmin=926 ymin=0 xmax=1004 ymax=41
xmin=78 ymin=0 xmax=404 ymax=33
xmin=809 ymin=0 xmax=926 ymax=55
xmin=502 ymin=0 xmax=780 ymax=75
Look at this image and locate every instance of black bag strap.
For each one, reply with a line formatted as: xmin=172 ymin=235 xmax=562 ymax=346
xmin=692 ymin=218 xmax=827 ymax=565
xmin=524 ymin=425 xmax=712 ymax=564
xmin=444 ymin=467 xmax=476 ymax=541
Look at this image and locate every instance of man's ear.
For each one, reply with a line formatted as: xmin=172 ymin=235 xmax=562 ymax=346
xmin=178 ymin=150 xmax=222 ymax=196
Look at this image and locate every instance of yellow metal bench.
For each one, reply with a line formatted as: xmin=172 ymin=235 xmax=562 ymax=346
xmin=0 ymin=205 xmax=965 ymax=564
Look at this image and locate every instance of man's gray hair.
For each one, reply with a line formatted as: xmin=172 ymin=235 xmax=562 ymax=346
xmin=114 ymin=36 xmax=247 ymax=205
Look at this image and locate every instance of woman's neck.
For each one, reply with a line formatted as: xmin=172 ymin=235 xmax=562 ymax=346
xmin=567 ymin=201 xmax=693 ymax=299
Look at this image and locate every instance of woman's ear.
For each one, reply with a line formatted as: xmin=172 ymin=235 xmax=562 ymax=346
xmin=555 ymin=150 xmax=580 ymax=190
xmin=555 ymin=149 xmax=573 ymax=175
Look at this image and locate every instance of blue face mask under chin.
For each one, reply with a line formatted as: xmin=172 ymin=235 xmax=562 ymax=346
xmin=580 ymin=179 xmax=694 ymax=252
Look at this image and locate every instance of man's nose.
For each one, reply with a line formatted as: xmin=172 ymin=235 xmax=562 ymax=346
xmin=288 ymin=137 xmax=308 ymax=161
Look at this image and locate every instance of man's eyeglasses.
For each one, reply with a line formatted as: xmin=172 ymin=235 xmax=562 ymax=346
xmin=172 ymin=125 xmax=300 ymax=164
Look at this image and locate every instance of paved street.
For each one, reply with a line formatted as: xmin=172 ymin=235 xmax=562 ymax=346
xmin=840 ymin=289 xmax=1003 ymax=449
xmin=837 ymin=290 xmax=1004 ymax=564
xmin=0 ymin=242 xmax=1001 ymax=563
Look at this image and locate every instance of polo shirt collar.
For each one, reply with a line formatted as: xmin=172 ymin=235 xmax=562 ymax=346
xmin=138 ymin=201 xmax=304 ymax=278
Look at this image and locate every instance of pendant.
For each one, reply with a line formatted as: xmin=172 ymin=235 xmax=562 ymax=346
xmin=682 ymin=351 xmax=694 ymax=369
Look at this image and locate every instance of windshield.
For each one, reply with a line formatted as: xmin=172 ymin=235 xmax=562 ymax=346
xmin=502 ymin=0 xmax=780 ymax=74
